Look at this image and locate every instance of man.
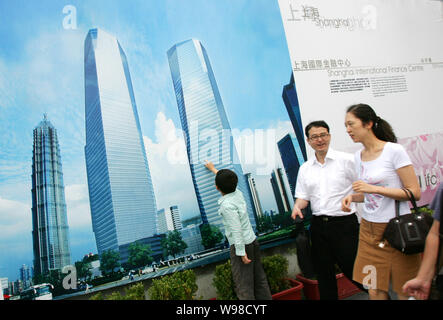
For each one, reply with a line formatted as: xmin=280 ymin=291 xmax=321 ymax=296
xmin=403 ymin=183 xmax=442 ymax=300
xmin=292 ymin=120 xmax=365 ymax=300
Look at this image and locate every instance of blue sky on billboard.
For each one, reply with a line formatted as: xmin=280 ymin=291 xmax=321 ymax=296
xmin=0 ymin=0 xmax=295 ymax=280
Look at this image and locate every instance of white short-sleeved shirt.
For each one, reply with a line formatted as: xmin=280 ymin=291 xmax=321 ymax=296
xmin=295 ymin=148 xmax=357 ymax=216
xmin=355 ymin=142 xmax=412 ymax=223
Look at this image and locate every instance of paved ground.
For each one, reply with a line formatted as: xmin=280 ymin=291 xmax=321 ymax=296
xmin=343 ymin=285 xmax=402 ymax=300
xmin=343 ymin=291 xmax=369 ymax=300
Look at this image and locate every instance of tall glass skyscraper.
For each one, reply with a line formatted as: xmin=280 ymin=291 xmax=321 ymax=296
xmin=20 ymin=264 xmax=31 ymax=288
xmin=270 ymin=168 xmax=292 ymax=214
xmin=282 ymin=73 xmax=307 ymax=161
xmin=156 ymin=205 xmax=182 ymax=234
xmin=277 ymin=133 xmax=305 ymax=197
xmin=282 ymin=73 xmax=312 ymax=220
xmin=84 ymin=28 xmax=157 ymax=257
xmin=167 ymin=39 xmax=256 ymax=232
xmin=170 ymin=205 xmax=183 ymax=231
xmin=245 ymin=173 xmax=263 ymax=220
xmin=31 ymin=115 xmax=71 ymax=276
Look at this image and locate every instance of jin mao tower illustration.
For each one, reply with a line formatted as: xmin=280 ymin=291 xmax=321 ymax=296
xmin=31 ymin=114 xmax=71 ymax=276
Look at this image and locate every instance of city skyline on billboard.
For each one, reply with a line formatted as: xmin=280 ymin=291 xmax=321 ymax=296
xmin=0 ymin=1 xmax=296 ymax=281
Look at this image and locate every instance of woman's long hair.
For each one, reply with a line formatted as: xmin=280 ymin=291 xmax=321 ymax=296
xmin=347 ymin=104 xmax=397 ymax=143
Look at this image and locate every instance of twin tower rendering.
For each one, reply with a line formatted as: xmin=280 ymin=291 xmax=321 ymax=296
xmin=84 ymin=28 xmax=256 ymax=259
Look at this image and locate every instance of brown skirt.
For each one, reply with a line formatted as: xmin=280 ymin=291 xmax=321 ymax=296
xmin=353 ymin=218 xmax=421 ymax=295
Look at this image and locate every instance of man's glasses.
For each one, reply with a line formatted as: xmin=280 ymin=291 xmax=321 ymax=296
xmin=308 ymin=133 xmax=330 ymax=141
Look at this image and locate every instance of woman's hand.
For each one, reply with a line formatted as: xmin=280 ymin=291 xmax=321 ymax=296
xmin=352 ymin=180 xmax=378 ymax=194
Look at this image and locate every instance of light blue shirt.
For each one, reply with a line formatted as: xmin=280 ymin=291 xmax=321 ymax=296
xmin=218 ymin=190 xmax=256 ymax=256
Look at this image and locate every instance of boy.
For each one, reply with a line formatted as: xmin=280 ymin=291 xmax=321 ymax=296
xmin=204 ymin=161 xmax=272 ymax=300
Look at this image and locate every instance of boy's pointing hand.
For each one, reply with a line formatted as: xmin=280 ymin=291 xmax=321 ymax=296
xmin=204 ymin=160 xmax=218 ymax=174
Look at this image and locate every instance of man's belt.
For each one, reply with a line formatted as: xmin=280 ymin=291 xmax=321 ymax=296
xmin=312 ymin=213 xmax=356 ymax=222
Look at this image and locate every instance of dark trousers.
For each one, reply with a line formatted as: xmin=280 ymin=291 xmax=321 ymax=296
xmin=310 ymin=213 xmax=365 ymax=300
xmin=230 ymin=239 xmax=272 ymax=300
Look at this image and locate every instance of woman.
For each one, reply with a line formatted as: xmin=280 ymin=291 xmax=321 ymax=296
xmin=342 ymin=103 xmax=421 ymax=300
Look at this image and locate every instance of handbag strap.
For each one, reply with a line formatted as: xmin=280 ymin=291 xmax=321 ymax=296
xmin=402 ymin=188 xmax=420 ymax=213
xmin=394 ymin=188 xmax=418 ymax=218
xmin=395 ymin=199 xmax=400 ymax=218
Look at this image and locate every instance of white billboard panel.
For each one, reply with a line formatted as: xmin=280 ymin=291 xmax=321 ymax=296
xmin=279 ymin=0 xmax=443 ymax=204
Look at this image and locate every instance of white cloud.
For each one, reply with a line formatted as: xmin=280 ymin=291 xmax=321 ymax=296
xmin=0 ymin=183 xmax=92 ymax=241
xmin=145 ymin=112 xmax=188 ymax=164
xmin=0 ymin=197 xmax=31 ymax=240
xmin=65 ymin=184 xmax=93 ymax=229
xmin=144 ymin=112 xmax=200 ymax=221
xmin=65 ymin=184 xmax=88 ymax=202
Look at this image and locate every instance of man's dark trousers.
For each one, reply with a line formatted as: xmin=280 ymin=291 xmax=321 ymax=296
xmin=310 ymin=213 xmax=365 ymax=300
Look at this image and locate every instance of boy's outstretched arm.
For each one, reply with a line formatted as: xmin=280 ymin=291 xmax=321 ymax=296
xmin=204 ymin=160 xmax=218 ymax=175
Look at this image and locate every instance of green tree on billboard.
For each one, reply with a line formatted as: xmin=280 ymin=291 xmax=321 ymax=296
xmin=162 ymin=230 xmax=188 ymax=258
xmin=127 ymin=242 xmax=154 ymax=269
xmin=200 ymin=223 xmax=224 ymax=249
xmin=257 ymin=214 xmax=274 ymax=233
xmin=99 ymin=249 xmax=121 ymax=276
xmin=75 ymin=260 xmax=92 ymax=281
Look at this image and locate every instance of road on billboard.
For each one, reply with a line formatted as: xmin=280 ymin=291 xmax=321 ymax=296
xmin=54 ymin=248 xmax=231 ymax=300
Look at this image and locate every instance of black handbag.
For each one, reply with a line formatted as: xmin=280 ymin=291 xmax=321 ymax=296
xmin=383 ymin=188 xmax=434 ymax=255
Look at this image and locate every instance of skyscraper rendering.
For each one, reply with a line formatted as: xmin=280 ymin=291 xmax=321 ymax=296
xmin=282 ymin=73 xmax=313 ymax=220
xmin=170 ymin=205 xmax=183 ymax=231
xmin=270 ymin=168 xmax=292 ymax=214
xmin=277 ymin=133 xmax=305 ymax=197
xmin=157 ymin=208 xmax=174 ymax=234
xmin=31 ymin=115 xmax=71 ymax=276
xmin=167 ymin=39 xmax=256 ymax=232
xmin=20 ymin=265 xmax=31 ymax=288
xmin=84 ymin=28 xmax=157 ymax=257
xmin=282 ymin=73 xmax=307 ymax=161
xmin=180 ymin=224 xmax=205 ymax=255
xmin=156 ymin=205 xmax=182 ymax=234
xmin=245 ymin=173 xmax=264 ymax=219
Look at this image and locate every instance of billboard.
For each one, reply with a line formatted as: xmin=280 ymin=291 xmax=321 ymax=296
xmin=278 ymin=0 xmax=443 ymax=205
xmin=1 ymin=0 xmax=441 ymax=293
xmin=0 ymin=0 xmax=295 ymax=284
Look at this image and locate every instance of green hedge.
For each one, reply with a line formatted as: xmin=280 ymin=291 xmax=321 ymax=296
xmin=212 ymin=260 xmax=237 ymax=300
xmin=148 ymin=269 xmax=198 ymax=300
xmin=90 ymin=283 xmax=145 ymax=300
